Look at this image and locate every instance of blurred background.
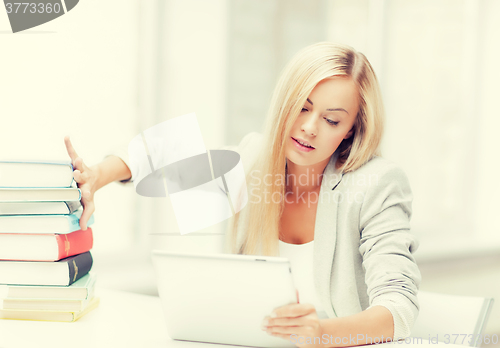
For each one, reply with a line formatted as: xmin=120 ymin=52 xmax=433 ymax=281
xmin=1 ymin=0 xmax=499 ymax=340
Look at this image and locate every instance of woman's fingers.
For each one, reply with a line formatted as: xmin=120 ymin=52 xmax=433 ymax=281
xmin=73 ymin=157 xmax=89 ymax=173
xmin=79 ymin=198 xmax=95 ymax=231
xmin=65 ymin=138 xmax=89 ymax=174
xmin=65 ymin=137 xmax=86 ymax=185
xmin=73 ymin=169 xmax=90 ymax=184
xmin=74 ymin=157 xmax=89 ymax=170
xmin=65 ymin=139 xmax=90 ymax=184
xmin=271 ymin=303 xmax=316 ymax=319
xmin=73 ymin=157 xmax=93 ymax=186
xmin=64 ymin=136 xmax=79 ymax=165
xmin=64 ymin=137 xmax=96 ymax=231
xmin=79 ymin=190 xmax=94 ymax=230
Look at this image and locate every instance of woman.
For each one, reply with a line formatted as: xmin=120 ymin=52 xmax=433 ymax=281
xmin=65 ymin=42 xmax=420 ymax=347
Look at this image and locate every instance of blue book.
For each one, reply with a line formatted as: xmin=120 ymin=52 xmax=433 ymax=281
xmin=0 ymin=160 xmax=74 ymax=188
xmin=0 ymin=209 xmax=94 ymax=234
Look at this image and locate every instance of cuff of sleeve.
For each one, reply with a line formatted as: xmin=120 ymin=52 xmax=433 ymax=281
xmin=367 ymin=292 xmax=418 ymax=341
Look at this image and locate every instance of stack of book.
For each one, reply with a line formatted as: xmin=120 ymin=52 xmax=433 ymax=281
xmin=0 ymin=161 xmax=99 ymax=322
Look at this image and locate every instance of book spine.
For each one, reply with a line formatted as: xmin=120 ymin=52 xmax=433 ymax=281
xmin=67 ymin=213 xmax=81 ymax=232
xmin=55 ymin=228 xmax=93 ymax=260
xmin=64 ymin=200 xmax=82 ymax=214
xmin=66 ymin=211 xmax=94 ymax=232
xmin=66 ymin=251 xmax=93 ymax=285
xmin=68 ymin=163 xmax=75 ymax=187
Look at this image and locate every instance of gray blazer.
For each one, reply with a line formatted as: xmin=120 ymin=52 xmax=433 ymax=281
xmin=227 ymin=132 xmax=421 ymax=341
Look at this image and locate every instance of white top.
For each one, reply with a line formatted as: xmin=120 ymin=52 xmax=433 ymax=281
xmin=278 ymin=239 xmax=328 ymax=319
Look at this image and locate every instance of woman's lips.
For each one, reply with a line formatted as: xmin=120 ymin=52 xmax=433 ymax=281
xmin=291 ymin=137 xmax=315 ymax=152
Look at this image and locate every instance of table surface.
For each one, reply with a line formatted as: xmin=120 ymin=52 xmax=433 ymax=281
xmin=0 ymin=287 xmax=466 ymax=348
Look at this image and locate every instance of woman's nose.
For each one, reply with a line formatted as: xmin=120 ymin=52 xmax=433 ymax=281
xmin=301 ymin=113 xmax=318 ymax=136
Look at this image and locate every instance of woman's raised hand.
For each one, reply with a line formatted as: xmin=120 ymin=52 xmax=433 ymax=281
xmin=64 ymin=136 xmax=98 ymax=231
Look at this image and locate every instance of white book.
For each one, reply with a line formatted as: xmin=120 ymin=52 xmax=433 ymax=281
xmin=1 ymin=296 xmax=93 ymax=311
xmin=0 ymin=297 xmax=100 ymax=322
xmin=0 ymin=187 xmax=81 ymax=202
xmin=0 ymin=161 xmax=74 ymax=188
xmin=0 ymin=201 xmax=81 ymax=215
xmin=0 ymin=272 xmax=96 ymax=300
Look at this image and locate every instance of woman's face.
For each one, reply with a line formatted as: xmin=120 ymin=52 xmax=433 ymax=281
xmin=285 ymin=76 xmax=360 ymax=167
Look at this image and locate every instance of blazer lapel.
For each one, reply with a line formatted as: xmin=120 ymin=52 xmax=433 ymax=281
xmin=313 ymin=151 xmax=343 ymax=318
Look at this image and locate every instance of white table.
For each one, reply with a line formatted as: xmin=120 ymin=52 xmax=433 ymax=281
xmin=1 ymin=288 xmax=171 ymax=348
xmin=0 ymin=288 xmax=465 ymax=348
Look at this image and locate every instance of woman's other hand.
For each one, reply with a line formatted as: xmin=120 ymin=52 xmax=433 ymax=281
xmin=262 ymin=303 xmax=325 ymax=348
xmin=64 ymin=136 xmax=98 ymax=231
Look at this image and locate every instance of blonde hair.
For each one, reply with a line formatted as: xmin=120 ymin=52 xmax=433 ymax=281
xmin=226 ymin=42 xmax=384 ymax=256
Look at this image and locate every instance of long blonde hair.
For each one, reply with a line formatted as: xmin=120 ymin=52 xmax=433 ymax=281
xmin=226 ymin=42 xmax=384 ymax=256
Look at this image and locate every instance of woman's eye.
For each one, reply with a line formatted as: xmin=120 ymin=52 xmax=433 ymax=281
xmin=301 ymin=108 xmax=308 ymax=112
xmin=325 ymin=118 xmax=339 ymax=126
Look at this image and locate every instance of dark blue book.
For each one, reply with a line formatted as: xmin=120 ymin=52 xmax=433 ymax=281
xmin=0 ymin=251 xmax=93 ymax=286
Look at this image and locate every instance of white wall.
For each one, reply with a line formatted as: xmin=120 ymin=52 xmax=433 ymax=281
xmin=326 ymin=0 xmax=500 ymax=260
xmin=138 ymin=0 xmax=230 ymax=255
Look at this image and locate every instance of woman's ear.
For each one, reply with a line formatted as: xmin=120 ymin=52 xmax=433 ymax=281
xmin=344 ymin=126 xmax=355 ymax=140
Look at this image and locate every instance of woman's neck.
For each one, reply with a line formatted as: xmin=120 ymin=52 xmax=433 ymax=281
xmin=285 ymin=156 xmax=330 ymax=195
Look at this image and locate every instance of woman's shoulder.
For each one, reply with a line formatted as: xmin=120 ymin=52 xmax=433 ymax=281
xmin=351 ymin=155 xmax=407 ymax=177
xmin=342 ymin=155 xmax=411 ymax=192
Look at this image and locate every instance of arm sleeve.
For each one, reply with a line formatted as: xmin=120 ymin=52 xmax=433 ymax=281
xmin=107 ymin=131 xmax=263 ymax=186
xmin=358 ymin=164 xmax=421 ymax=341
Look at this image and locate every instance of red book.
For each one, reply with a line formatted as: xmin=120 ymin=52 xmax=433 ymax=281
xmin=0 ymin=228 xmax=93 ymax=261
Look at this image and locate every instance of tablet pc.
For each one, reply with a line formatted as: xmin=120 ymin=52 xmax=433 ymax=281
xmin=152 ymin=250 xmax=298 ymax=348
